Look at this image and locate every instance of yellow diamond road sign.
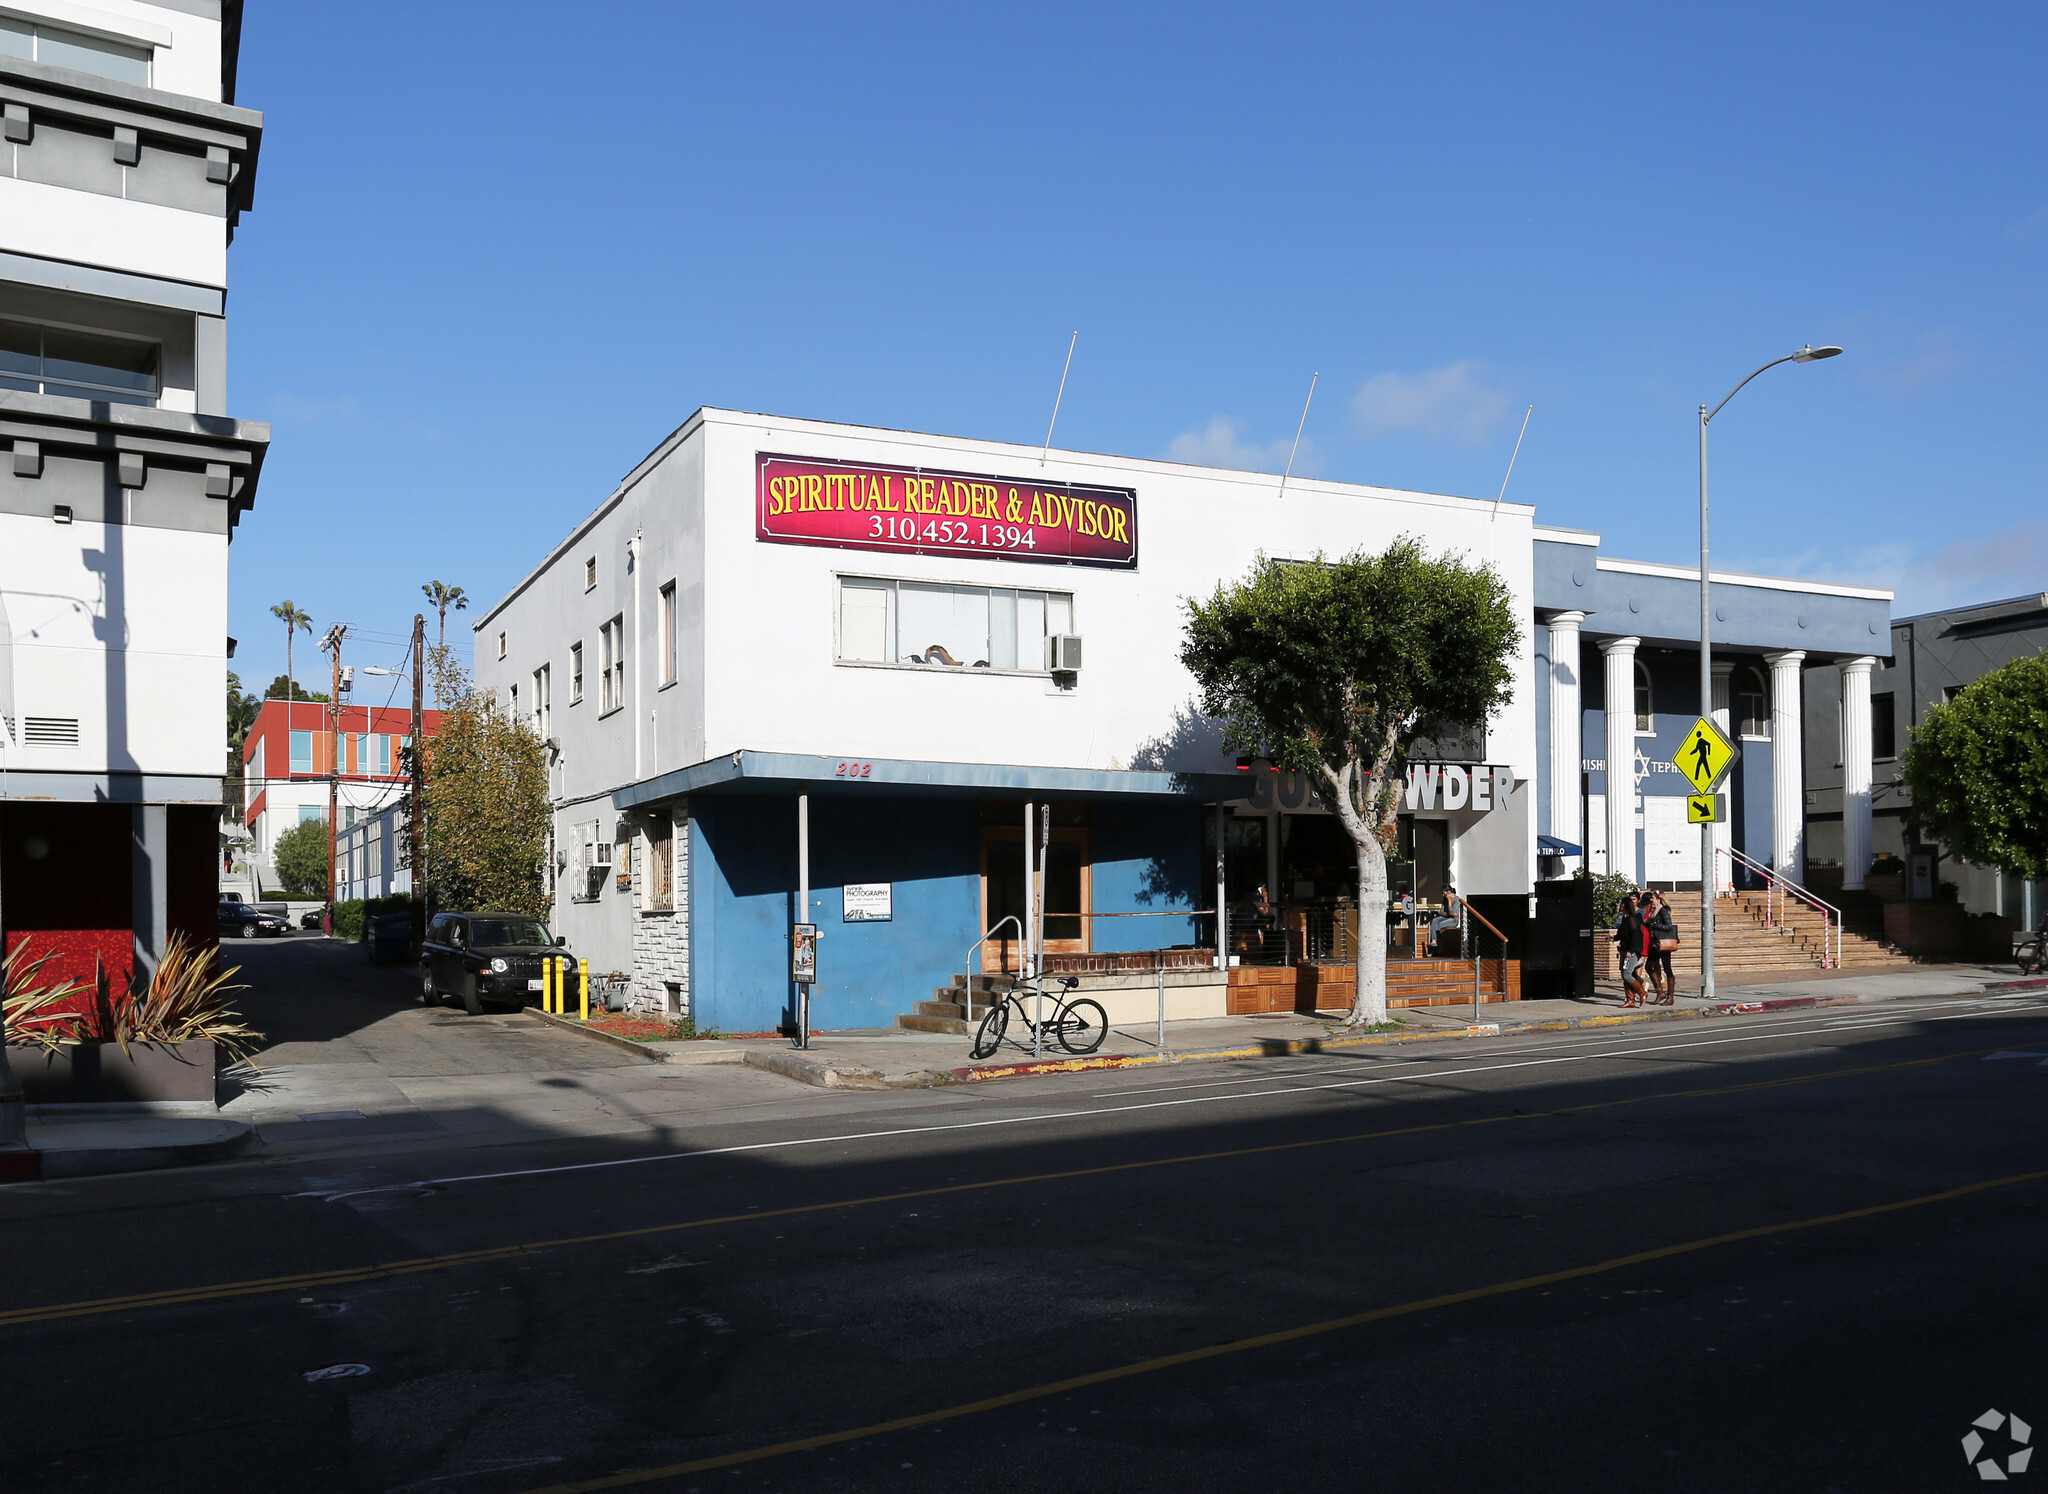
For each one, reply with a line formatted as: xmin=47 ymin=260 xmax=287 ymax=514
xmin=1686 ymin=793 xmax=1725 ymax=824
xmin=1673 ymin=716 xmax=1738 ymax=792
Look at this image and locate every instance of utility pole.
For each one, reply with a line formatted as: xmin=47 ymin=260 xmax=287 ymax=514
xmin=322 ymin=623 xmax=348 ymax=936
xmin=408 ymin=613 xmax=426 ymax=959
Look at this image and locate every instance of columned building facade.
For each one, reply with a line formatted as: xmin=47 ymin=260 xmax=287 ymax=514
xmin=1532 ymin=527 xmax=1892 ymax=894
xmin=0 ymin=2 xmax=266 ymax=989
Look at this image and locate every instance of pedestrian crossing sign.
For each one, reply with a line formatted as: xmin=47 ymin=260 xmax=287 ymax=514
xmin=1686 ymin=793 xmax=1725 ymax=824
xmin=1672 ymin=715 xmax=1738 ymax=792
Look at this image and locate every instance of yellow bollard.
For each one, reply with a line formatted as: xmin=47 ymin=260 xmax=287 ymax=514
xmin=543 ymin=958 xmax=555 ymax=1014
xmin=578 ymin=959 xmax=590 ymax=1021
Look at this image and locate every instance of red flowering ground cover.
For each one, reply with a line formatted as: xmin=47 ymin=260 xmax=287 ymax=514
xmin=576 ymin=1016 xmax=818 ymax=1043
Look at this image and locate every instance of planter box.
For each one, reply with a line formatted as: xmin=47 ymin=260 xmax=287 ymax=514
xmin=6 ymin=1039 xmax=217 ymax=1106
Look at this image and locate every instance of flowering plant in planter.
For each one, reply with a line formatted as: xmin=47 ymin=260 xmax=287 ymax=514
xmin=3 ymin=933 xmax=263 ymax=1063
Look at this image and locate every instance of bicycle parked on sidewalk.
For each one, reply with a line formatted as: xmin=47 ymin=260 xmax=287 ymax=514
xmin=970 ymin=972 xmax=1108 ymax=1060
xmin=2017 ymin=932 xmax=2046 ymax=977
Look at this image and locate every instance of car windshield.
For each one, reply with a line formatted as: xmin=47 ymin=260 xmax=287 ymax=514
xmin=468 ymin=919 xmax=550 ymax=949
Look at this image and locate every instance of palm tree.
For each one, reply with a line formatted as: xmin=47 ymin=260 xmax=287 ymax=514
xmin=421 ymin=581 xmax=468 ymax=649
xmin=270 ymin=600 xmax=313 ymax=701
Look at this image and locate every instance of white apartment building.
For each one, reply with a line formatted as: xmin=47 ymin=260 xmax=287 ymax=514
xmin=0 ymin=0 xmax=266 ymax=987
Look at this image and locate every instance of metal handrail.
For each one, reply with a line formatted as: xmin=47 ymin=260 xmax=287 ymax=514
xmin=1716 ymin=845 xmax=1840 ymax=968
xmin=963 ymin=916 xmax=1025 ymax=991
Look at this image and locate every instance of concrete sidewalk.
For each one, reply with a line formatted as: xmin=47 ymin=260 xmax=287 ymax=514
xmin=542 ymin=962 xmax=2048 ymax=1090
xmin=7 ymin=1108 xmax=257 ymax=1182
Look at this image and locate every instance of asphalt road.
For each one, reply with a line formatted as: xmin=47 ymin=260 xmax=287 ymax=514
xmin=6 ymin=953 xmax=2047 ymax=1493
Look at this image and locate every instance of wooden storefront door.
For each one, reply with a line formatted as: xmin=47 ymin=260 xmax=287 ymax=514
xmin=980 ymin=825 xmax=1091 ymax=972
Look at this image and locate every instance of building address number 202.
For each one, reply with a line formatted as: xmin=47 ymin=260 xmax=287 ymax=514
xmin=835 ymin=761 xmax=874 ymax=779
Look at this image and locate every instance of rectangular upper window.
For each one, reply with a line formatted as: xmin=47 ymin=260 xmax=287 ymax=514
xmin=659 ymin=581 xmax=677 ymax=686
xmin=569 ymin=641 xmax=584 ymax=704
xmin=0 ymin=318 xmax=160 ymax=406
xmin=288 ymin=730 xmax=313 ymax=774
xmin=1871 ymin=692 xmax=1896 ymax=759
xmin=836 ymin=577 xmax=1072 ymax=671
xmin=599 ymin=616 xmax=625 ymax=713
xmin=0 ymin=17 xmax=151 ymax=87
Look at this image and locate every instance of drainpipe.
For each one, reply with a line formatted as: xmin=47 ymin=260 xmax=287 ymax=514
xmin=630 ymin=531 xmax=645 ymax=782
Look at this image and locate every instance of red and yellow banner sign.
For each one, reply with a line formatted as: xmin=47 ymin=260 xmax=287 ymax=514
xmin=756 ymin=453 xmax=1138 ymax=569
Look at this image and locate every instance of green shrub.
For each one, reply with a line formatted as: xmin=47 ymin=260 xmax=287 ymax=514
xmin=335 ymin=893 xmax=414 ymax=942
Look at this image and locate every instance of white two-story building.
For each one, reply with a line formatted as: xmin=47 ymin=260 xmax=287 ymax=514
xmin=0 ymin=0 xmax=266 ymax=989
xmin=474 ymin=409 xmax=1541 ymax=1032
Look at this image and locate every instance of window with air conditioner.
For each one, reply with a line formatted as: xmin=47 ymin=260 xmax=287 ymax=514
xmin=835 ymin=577 xmax=1073 ymax=672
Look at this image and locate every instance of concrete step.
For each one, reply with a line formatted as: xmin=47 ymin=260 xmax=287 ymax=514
xmin=896 ymin=1014 xmax=971 ymax=1035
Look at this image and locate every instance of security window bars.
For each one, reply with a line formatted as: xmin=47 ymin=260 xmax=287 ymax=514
xmin=0 ymin=17 xmax=151 ymax=86
xmin=0 ymin=319 xmax=161 ymax=406
xmin=647 ymin=822 xmax=674 ymax=911
xmin=835 ymin=577 xmax=1072 ymax=670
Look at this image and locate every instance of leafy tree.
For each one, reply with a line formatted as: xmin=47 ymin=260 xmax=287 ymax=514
xmin=1901 ymin=653 xmax=2048 ymax=882
xmin=1180 ymin=540 xmax=1521 ymax=1024
xmin=270 ymin=600 xmax=313 ymax=701
xmin=414 ymin=644 xmax=550 ymax=916
xmin=263 ymin=674 xmax=328 ymax=703
xmin=271 ymin=816 xmax=330 ymax=897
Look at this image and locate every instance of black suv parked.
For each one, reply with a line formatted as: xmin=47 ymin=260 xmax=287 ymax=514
xmin=420 ymin=912 xmax=567 ymax=1015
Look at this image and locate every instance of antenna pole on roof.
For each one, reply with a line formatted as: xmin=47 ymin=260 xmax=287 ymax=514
xmin=1040 ymin=331 xmax=1079 ymax=465
xmin=1275 ymin=371 xmax=1318 ymax=504
xmin=1490 ymin=405 xmax=1534 ymax=520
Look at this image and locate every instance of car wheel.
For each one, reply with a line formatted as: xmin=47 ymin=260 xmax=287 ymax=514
xmin=460 ymin=977 xmax=483 ymax=1017
xmin=241 ymin=923 xmax=259 ymax=940
xmin=421 ymin=969 xmax=440 ymax=1008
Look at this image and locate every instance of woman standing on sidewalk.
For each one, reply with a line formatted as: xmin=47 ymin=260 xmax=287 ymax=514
xmin=1615 ymin=895 xmax=1653 ymax=1008
xmin=1611 ymin=891 xmax=1639 ymax=982
xmin=1641 ymin=890 xmax=1679 ymax=1005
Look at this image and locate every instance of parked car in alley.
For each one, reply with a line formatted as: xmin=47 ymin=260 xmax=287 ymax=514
xmin=420 ymin=912 xmax=568 ymax=1016
xmin=218 ymin=899 xmax=292 ymax=940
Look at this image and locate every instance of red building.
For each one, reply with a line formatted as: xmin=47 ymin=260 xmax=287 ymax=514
xmin=243 ymin=700 xmax=444 ymax=890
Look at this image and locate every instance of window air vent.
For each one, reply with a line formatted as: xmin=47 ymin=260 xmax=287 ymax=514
xmin=24 ymin=716 xmax=81 ymax=747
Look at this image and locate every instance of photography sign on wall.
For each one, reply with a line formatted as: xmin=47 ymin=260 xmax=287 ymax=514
xmin=757 ymin=453 xmax=1138 ymax=569
xmin=843 ymin=883 xmax=893 ymax=922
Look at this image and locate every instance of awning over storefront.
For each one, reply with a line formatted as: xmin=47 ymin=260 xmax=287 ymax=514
xmin=611 ymin=750 xmax=1250 ymax=811
xmin=1537 ymin=834 xmax=1582 ymax=855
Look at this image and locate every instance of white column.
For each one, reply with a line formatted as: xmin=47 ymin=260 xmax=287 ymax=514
xmin=1840 ymin=656 xmax=1877 ymax=891
xmin=1765 ymin=651 xmax=1807 ymax=884
xmin=1601 ymin=637 xmax=1641 ymax=885
xmin=1546 ymin=612 xmax=1586 ymax=873
xmin=1710 ymin=661 xmax=1734 ymax=892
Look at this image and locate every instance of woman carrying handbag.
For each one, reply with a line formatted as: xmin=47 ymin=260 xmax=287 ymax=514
xmin=1641 ymin=889 xmax=1680 ymax=1005
xmin=1615 ymin=895 xmax=1653 ymax=1008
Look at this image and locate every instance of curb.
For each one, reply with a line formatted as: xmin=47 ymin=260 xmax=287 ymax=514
xmin=742 ymin=1049 xmax=888 ymax=1090
xmin=920 ymin=979 xmax=2048 ymax=1086
xmin=528 ymin=1008 xmax=663 ymax=1063
xmin=14 ymin=1119 xmax=258 ymax=1182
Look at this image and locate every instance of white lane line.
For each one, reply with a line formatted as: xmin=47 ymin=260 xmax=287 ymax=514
xmin=295 ymin=1005 xmax=2046 ymax=1203
xmin=1086 ymin=1002 xmax=2035 ymax=1098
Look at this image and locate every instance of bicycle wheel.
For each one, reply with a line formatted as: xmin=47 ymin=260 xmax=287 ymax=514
xmin=1057 ymin=997 xmax=1108 ymax=1054
xmin=970 ymin=1001 xmax=1010 ymax=1060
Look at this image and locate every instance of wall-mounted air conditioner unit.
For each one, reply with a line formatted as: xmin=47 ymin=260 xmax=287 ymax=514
xmin=1045 ymin=634 xmax=1083 ymax=673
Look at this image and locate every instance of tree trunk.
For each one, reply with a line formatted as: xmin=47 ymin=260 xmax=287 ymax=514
xmin=1322 ymin=757 xmax=1391 ymax=1026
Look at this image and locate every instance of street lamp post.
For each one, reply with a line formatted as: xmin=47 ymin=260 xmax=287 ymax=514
xmin=1697 ymin=343 xmax=1842 ymax=1002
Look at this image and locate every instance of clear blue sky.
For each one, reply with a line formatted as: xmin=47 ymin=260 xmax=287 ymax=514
xmin=227 ymin=1 xmax=2048 ymax=693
